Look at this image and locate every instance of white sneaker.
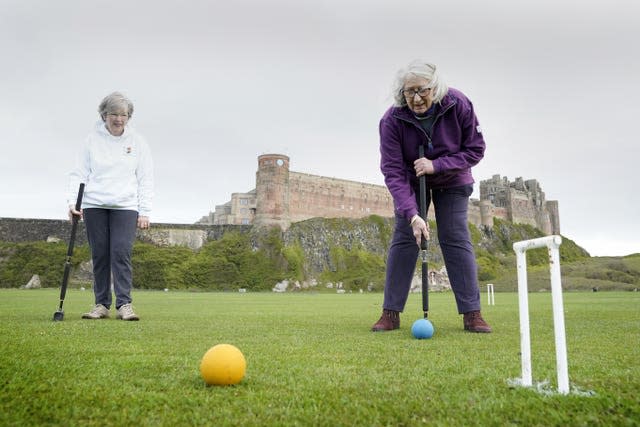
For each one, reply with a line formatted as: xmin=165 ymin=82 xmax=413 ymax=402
xmin=82 ymin=304 xmax=110 ymax=319
xmin=117 ymin=303 xmax=139 ymax=321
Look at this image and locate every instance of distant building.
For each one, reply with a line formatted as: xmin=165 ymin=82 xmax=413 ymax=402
xmin=204 ymin=190 xmax=257 ymax=226
xmin=199 ymin=154 xmax=559 ymax=235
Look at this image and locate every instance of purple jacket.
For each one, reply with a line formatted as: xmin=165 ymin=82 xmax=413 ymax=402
xmin=379 ymin=87 xmax=486 ymax=221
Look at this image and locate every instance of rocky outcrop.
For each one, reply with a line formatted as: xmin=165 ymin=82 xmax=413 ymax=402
xmin=282 ymin=216 xmax=444 ymax=275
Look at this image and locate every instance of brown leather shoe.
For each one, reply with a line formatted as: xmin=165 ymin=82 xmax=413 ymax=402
xmin=371 ymin=309 xmax=400 ymax=332
xmin=463 ymin=311 xmax=492 ymax=333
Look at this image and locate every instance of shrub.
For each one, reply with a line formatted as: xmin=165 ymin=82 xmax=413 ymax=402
xmin=0 ymin=241 xmax=90 ymax=288
xmin=282 ymin=244 xmax=305 ymax=281
xmin=132 ymin=243 xmax=194 ymax=290
xmin=189 ymin=232 xmax=287 ymax=290
xmin=320 ymin=246 xmax=386 ymax=291
xmin=469 ymin=222 xmax=482 ymax=246
xmin=477 ymin=253 xmax=500 ymax=281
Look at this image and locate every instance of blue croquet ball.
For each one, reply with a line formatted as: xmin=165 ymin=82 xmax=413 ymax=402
xmin=411 ymin=319 xmax=434 ymax=339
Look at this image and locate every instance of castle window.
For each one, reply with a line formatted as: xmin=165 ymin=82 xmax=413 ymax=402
xmin=241 ymin=218 xmax=250 ymax=225
xmin=239 ymin=198 xmax=248 ymax=205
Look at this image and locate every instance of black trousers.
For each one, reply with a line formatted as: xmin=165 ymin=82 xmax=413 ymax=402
xmin=84 ymin=208 xmax=138 ymax=309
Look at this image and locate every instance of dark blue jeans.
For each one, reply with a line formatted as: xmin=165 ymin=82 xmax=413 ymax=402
xmin=84 ymin=209 xmax=138 ymax=309
xmin=382 ymin=185 xmax=481 ymax=314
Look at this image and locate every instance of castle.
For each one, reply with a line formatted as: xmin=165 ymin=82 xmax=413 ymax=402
xmin=199 ymin=154 xmax=560 ymax=235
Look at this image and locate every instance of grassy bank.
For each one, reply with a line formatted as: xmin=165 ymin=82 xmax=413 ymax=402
xmin=1 ymin=289 xmax=638 ymax=426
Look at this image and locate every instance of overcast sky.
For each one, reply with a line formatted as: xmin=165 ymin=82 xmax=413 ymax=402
xmin=1 ymin=0 xmax=638 ymax=257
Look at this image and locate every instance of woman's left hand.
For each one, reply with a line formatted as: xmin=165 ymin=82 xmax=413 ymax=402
xmin=138 ymin=216 xmax=151 ymax=229
xmin=414 ymin=157 xmax=435 ymax=177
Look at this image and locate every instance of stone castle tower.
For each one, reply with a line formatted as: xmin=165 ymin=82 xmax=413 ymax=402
xmin=254 ymin=154 xmax=291 ymax=229
xmin=201 ymin=155 xmax=560 ymax=235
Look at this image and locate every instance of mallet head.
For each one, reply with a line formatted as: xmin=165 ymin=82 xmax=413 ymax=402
xmin=53 ymin=310 xmax=64 ymax=321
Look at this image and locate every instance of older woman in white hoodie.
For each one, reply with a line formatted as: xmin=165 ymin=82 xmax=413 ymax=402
xmin=68 ymin=92 xmax=154 ymax=321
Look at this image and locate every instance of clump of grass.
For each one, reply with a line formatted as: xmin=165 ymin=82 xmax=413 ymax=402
xmin=1 ymin=289 xmax=638 ymax=426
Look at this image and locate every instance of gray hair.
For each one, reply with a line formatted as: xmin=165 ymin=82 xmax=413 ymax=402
xmin=392 ymin=61 xmax=448 ymax=107
xmin=98 ymin=92 xmax=134 ymax=121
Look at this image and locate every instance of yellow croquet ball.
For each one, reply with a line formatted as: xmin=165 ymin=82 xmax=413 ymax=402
xmin=199 ymin=344 xmax=246 ymax=386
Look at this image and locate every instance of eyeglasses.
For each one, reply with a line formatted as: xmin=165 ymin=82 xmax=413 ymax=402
xmin=402 ymin=87 xmax=432 ymax=99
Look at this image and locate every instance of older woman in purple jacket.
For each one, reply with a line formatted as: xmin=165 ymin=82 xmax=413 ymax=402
xmin=372 ymin=61 xmax=492 ymax=333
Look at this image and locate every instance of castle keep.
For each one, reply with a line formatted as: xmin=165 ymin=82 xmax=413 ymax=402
xmin=476 ymin=175 xmax=560 ymax=235
xmin=201 ymin=154 xmax=560 ymax=235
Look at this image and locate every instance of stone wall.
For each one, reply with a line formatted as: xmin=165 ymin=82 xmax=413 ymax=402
xmin=0 ymin=218 xmax=90 ymax=245
xmin=0 ymin=218 xmax=249 ymax=250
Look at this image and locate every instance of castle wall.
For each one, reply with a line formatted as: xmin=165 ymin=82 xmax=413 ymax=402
xmin=287 ymin=172 xmax=394 ymax=223
xmin=508 ymin=190 xmax=538 ymax=226
xmin=492 ymin=206 xmax=509 ymax=221
xmin=211 ymin=156 xmax=560 ymax=235
xmin=468 ymin=200 xmax=482 ymax=227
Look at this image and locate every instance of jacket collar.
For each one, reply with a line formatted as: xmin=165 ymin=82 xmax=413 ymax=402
xmin=392 ymin=91 xmax=457 ymax=124
xmin=95 ymin=120 xmax=132 ymax=139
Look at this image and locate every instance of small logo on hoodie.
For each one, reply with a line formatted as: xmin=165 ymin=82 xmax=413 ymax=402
xmin=123 ymin=146 xmax=134 ymax=155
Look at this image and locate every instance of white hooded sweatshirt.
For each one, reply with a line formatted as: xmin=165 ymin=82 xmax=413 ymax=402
xmin=67 ymin=121 xmax=154 ymax=216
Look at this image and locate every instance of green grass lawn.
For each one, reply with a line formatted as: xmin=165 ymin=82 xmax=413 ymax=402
xmin=1 ymin=289 xmax=638 ymax=426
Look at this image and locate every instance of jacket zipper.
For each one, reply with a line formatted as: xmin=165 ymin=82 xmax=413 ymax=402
xmin=394 ymin=102 xmax=456 ymax=156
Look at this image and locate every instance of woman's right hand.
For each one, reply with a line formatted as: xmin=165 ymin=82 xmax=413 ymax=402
xmin=410 ymin=215 xmax=430 ymax=246
xmin=68 ymin=205 xmax=83 ymax=221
